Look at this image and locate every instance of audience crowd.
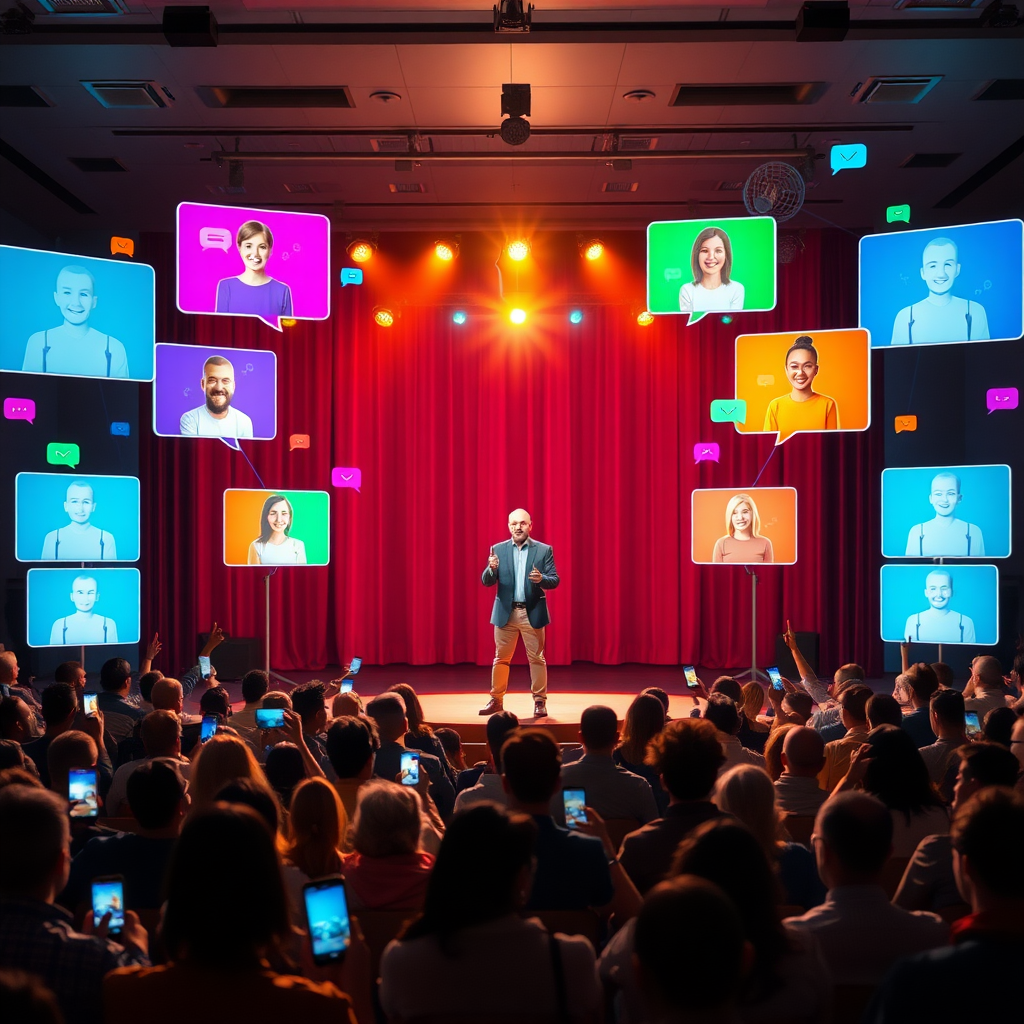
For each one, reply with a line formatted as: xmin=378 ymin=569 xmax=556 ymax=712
xmin=1 ymin=632 xmax=1023 ymax=1024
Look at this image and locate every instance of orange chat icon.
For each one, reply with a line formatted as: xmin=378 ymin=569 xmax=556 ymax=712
xmin=289 ymin=434 xmax=310 ymax=451
xmin=110 ymin=236 xmax=134 ymax=257
xmin=894 ymin=415 xmax=917 ymax=434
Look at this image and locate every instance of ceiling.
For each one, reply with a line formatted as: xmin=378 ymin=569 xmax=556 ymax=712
xmin=1 ymin=0 xmax=1023 ymax=237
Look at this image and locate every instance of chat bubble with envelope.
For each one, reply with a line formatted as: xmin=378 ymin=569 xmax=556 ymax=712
xmin=646 ymin=217 xmax=777 ymax=326
xmin=710 ymin=399 xmax=746 ymax=425
xmin=732 ymin=329 xmax=871 ymax=446
xmin=691 ymin=487 xmax=798 ymax=566
xmin=177 ymin=202 xmax=331 ymax=332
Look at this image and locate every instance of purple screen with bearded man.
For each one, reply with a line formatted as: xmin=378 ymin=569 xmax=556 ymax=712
xmin=153 ymin=343 xmax=277 ymax=440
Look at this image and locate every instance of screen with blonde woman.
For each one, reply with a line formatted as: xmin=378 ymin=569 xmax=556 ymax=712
xmin=691 ymin=487 xmax=797 ymax=566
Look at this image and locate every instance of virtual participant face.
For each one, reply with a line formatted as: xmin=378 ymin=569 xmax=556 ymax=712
xmin=71 ymin=578 xmax=99 ymax=613
xmin=266 ymin=500 xmax=291 ymax=535
xmin=786 ymin=349 xmax=819 ymax=393
xmin=924 ymin=572 xmax=952 ymax=610
xmin=928 ymin=474 xmax=962 ymax=517
xmin=202 ymin=361 xmax=236 ymax=413
xmin=731 ymin=502 xmax=753 ymax=534
xmin=239 ymin=232 xmax=271 ymax=272
xmin=920 ymin=243 xmax=959 ymax=296
xmin=54 ymin=271 xmax=97 ymax=326
xmin=64 ymin=484 xmax=96 ymax=524
xmin=698 ymin=236 xmax=727 ymax=279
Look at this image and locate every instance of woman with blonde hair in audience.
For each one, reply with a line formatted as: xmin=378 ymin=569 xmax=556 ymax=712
xmin=713 ymin=764 xmax=825 ymax=910
xmin=342 ymin=778 xmax=434 ymax=912
xmin=739 ymin=681 xmax=771 ymax=753
xmin=187 ymin=734 xmax=266 ymax=816
xmin=614 ymin=692 xmax=668 ymax=813
xmin=763 ymin=722 xmax=796 ymax=782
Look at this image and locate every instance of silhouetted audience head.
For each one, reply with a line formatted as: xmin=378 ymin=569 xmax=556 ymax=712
xmin=0 ymin=695 xmax=35 ymax=743
xmin=241 ymin=669 xmax=270 ymax=706
xmin=264 ymin=742 xmax=306 ymax=806
xmin=951 ymin=787 xmax=1024 ymax=904
xmin=639 ymin=687 xmax=670 ymax=716
xmin=781 ymin=726 xmax=825 ymax=777
xmin=291 ymin=682 xmax=328 ymax=733
xmin=704 ymin=692 xmax=741 ymax=736
xmin=866 ymin=693 xmax=904 ymax=730
xmin=352 ymin=778 xmax=422 ymax=858
xmin=838 ymin=683 xmax=872 ymax=727
xmin=763 ymin=723 xmax=797 ymax=781
xmin=138 ymin=670 xmax=162 ymax=705
xmin=199 ymin=686 xmax=230 ymax=721
xmin=0 ymin=785 xmax=68 ymax=898
xmin=326 ymin=715 xmax=379 ymax=779
xmin=141 ymin=710 xmax=181 ymax=758
xmin=434 ymin=727 xmax=464 ymax=770
xmin=502 ymin=728 xmax=561 ymax=805
xmin=648 ymin=718 xmax=725 ymax=801
xmin=954 ymin=741 xmax=1020 ymax=808
xmin=485 ymin=710 xmax=519 ymax=770
xmin=0 ymin=739 xmax=34 ymax=773
xmin=617 ymin=693 xmax=665 ymax=764
xmin=46 ymin=731 xmax=96 ymax=798
xmin=126 ymin=758 xmax=187 ymax=830
xmin=982 ymin=705 xmax=1016 ymax=748
xmin=710 ymin=676 xmax=743 ymax=703
xmin=365 ymin=693 xmax=408 ymax=743
xmin=189 ymin=734 xmax=264 ymax=813
xmin=782 ymin=690 xmax=813 ymax=725
xmin=262 ymin=690 xmax=292 ymax=711
xmin=863 ymin=724 xmax=942 ymax=818
xmin=388 ymin=683 xmax=430 ymax=736
xmin=930 ymin=661 xmax=955 ymax=690
xmin=579 ymin=704 xmax=618 ymax=751
xmin=40 ymin=684 xmax=77 ymax=731
xmin=814 ymin=791 xmax=893 ymax=883
xmin=150 ymin=678 xmax=183 ymax=714
xmin=904 ymin=662 xmax=940 ymax=706
xmin=215 ymin=777 xmax=281 ymax=835
xmin=929 ymin=687 xmax=966 ymax=733
xmin=713 ymin=765 xmax=782 ymax=859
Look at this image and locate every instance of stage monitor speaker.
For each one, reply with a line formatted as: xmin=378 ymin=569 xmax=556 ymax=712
xmin=795 ymin=1 xmax=849 ymax=41
xmin=197 ymin=634 xmax=260 ymax=680
xmin=163 ymin=6 xmax=219 ymax=47
xmin=774 ymin=632 xmax=819 ymax=681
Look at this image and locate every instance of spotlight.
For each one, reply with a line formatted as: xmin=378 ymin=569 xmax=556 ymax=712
xmin=434 ymin=238 xmax=459 ymax=261
xmin=509 ymin=307 xmax=527 ymax=325
xmin=500 ymin=116 xmax=531 ymax=146
xmin=506 ymin=238 xmax=531 ymax=262
xmin=347 ymin=238 xmax=376 ymax=263
xmin=578 ymin=237 xmax=604 ymax=261
xmin=636 ymin=310 xmax=655 ymax=327
xmin=281 ymin=319 xmax=297 ymax=328
xmin=373 ymin=306 xmax=395 ymax=328
xmin=452 ymin=310 xmax=468 ymax=325
xmin=569 ymin=310 xmax=584 ymax=325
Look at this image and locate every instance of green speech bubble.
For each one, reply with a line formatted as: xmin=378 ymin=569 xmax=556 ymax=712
xmin=710 ymin=399 xmax=746 ymax=425
xmin=46 ymin=442 xmax=81 ymax=468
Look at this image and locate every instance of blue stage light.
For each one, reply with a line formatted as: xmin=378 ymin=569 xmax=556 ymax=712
xmin=452 ymin=310 xmax=467 ymax=325
xmin=569 ymin=309 xmax=583 ymax=325
xmin=720 ymin=314 xmax=733 ymax=324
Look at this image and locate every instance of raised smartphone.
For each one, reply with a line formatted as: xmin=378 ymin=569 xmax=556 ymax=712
xmin=91 ymin=875 xmax=125 ymax=936
xmin=303 ymin=876 xmax=351 ymax=965
xmin=964 ymin=711 xmax=981 ymax=739
xmin=83 ymin=692 xmax=99 ymax=716
xmin=563 ymin=788 xmax=587 ymax=829
xmin=400 ymin=750 xmax=420 ymax=786
xmin=684 ymin=665 xmax=700 ymax=690
xmin=255 ymin=708 xmax=285 ymax=730
xmin=766 ymin=666 xmax=783 ymax=690
xmin=200 ymin=714 xmax=218 ymax=744
xmin=69 ymin=767 xmax=99 ymax=818
xmin=198 ymin=655 xmax=211 ymax=679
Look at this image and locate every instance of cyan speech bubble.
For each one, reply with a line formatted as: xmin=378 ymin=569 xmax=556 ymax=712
xmin=199 ymin=227 xmax=232 ymax=252
xmin=986 ymin=387 xmax=1018 ymax=414
xmin=886 ymin=205 xmax=911 ymax=224
xmin=710 ymin=399 xmax=746 ymax=425
xmin=46 ymin=442 xmax=80 ymax=468
xmin=110 ymin=422 xmax=130 ymax=437
xmin=830 ymin=143 xmax=867 ymax=175
xmin=332 ymin=466 xmax=362 ymax=492
xmin=4 ymin=397 xmax=35 ymax=424
xmin=340 ymin=267 xmax=364 ymax=287
xmin=693 ymin=442 xmax=720 ymax=464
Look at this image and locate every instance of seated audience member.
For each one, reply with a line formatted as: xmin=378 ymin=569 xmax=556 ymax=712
xmin=787 ymin=792 xmax=946 ymax=986
xmin=0 ymin=785 xmax=149 ymax=1024
xmin=187 ymin=733 xmax=267 ymax=816
xmin=714 ymin=764 xmax=825 ymax=909
xmin=709 ymin=676 xmax=742 ymax=703
xmin=783 ymin=624 xmax=865 ymax=738
xmin=215 ymin=777 xmax=282 ymax=837
xmin=982 ymin=705 xmax=1015 ymax=749
xmin=0 ymin=649 xmax=42 ymax=719
xmin=150 ymin=677 xmax=187 ymax=718
xmin=54 ymin=660 xmax=87 ymax=700
xmin=964 ymin=655 xmax=1011 ymax=720
xmin=388 ymin=682 xmax=456 ymax=787
xmin=342 ymin=778 xmax=434 ymax=911
xmin=836 ymin=724 xmax=949 ymax=857
xmin=263 ymin=690 xmax=293 ymax=711
xmin=555 ymin=705 xmax=658 ymax=826
xmin=919 ymin=688 xmax=968 ymax=801
xmin=866 ymin=788 xmax=1024 ymax=1023
xmin=894 ymin=741 xmax=1019 ymax=920
xmin=105 ymin=711 xmax=187 ymax=816
xmin=330 ymin=690 xmax=362 ymax=719
xmin=291 ymin=680 xmax=330 ymax=766
xmin=704 ymin=693 xmax=766 ymax=774
xmin=380 ymin=804 xmax=602 ymax=1024
xmin=95 ymin=659 xmax=144 ymax=743
xmin=765 ymin=686 xmax=814 ymax=730
xmin=453 ymin=710 xmax=519 ymax=811
xmin=22 ymin=683 xmax=79 ymax=787
xmin=60 ymin=758 xmax=187 ymax=914
xmin=613 ymin=693 xmax=668 ymax=814
xmin=0 ymin=693 xmax=37 ymax=745
xmin=819 ymin=683 xmax=873 ymax=792
xmin=501 ymin=728 xmax=637 ymax=916
xmin=774 ymin=726 xmax=828 ymax=816
xmin=639 ymin=686 xmax=671 ymax=717
xmin=601 ymin=819 xmax=832 ymax=1024
xmin=47 ymin=731 xmax=113 ymax=853
xmin=0 ymin=968 xmax=65 ymax=1024
xmin=434 ymin=726 xmax=466 ymax=773
xmin=230 ymin=669 xmax=270 ymax=736
xmin=180 ymin=685 xmax=232 ymax=754
xmin=763 ymin=722 xmax=796 ymax=781
xmin=366 ymin=693 xmax=455 ymax=820
xmin=867 ymin=693 xmax=904 ymax=731
xmin=264 ymin=742 xmax=306 ymax=810
xmin=0 ymin=738 xmax=37 ymax=776
xmin=136 ymin=670 xmax=162 ymax=713
xmin=930 ymin=661 xmax=957 ymax=691
xmin=738 ymin=682 xmax=771 ymax=752
xmin=901 ymin=663 xmax=940 ymax=748
xmin=104 ymin=804 xmax=360 ymax=1024
xmin=618 ymin=718 xmax=726 ymax=895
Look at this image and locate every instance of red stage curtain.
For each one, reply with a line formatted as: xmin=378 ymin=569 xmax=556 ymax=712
xmin=139 ymin=229 xmax=882 ymax=677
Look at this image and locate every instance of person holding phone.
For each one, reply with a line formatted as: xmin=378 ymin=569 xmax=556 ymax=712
xmin=480 ymin=508 xmax=560 ymax=718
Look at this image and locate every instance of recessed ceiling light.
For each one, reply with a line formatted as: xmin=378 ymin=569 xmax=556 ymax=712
xmin=623 ymin=89 xmax=655 ymax=102
xmin=370 ymin=90 xmax=402 ymax=103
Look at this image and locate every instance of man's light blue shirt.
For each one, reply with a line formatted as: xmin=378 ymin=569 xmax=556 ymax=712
xmin=512 ymin=539 xmax=531 ymax=602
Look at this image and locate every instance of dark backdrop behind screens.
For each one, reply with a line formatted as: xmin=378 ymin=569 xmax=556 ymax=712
xmin=884 ymin=336 xmax=1024 ymax=673
xmin=0 ymin=372 xmax=140 ymax=675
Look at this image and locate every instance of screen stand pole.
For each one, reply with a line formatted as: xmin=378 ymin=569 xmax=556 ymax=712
xmin=736 ymin=567 xmax=769 ymax=686
xmin=263 ymin=572 xmax=295 ymax=688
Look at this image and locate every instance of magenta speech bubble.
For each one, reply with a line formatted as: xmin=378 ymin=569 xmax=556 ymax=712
xmin=986 ymin=387 xmax=1018 ymax=414
xmin=331 ymin=467 xmax=362 ymax=492
xmin=4 ymin=397 xmax=36 ymax=424
xmin=693 ymin=442 xmax=720 ymax=464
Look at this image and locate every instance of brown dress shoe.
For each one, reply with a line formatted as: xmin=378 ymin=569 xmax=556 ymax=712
xmin=533 ymin=699 xmax=548 ymax=718
xmin=479 ymin=698 xmax=504 ymax=716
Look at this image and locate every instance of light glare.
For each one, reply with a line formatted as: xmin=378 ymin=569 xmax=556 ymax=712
xmin=509 ymin=307 xmax=527 ymax=325
xmin=507 ymin=239 xmax=530 ymax=262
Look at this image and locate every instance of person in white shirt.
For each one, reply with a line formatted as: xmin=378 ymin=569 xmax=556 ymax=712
xmin=48 ymin=575 xmax=118 ymax=645
xmin=903 ymin=569 xmax=976 ymax=645
xmin=178 ymin=355 xmax=254 ymax=438
xmin=678 ymin=226 xmax=745 ymax=313
xmin=246 ymin=494 xmax=307 ymax=565
xmin=963 ymin=654 xmax=1011 ymax=720
xmin=890 ymin=237 xmax=990 ymax=346
xmin=904 ymin=471 xmax=984 ymax=557
xmin=41 ymin=481 xmax=118 ymax=561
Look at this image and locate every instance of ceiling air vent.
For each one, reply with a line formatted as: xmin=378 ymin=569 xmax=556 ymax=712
xmin=974 ymin=79 xmax=1024 ymax=101
xmin=284 ymin=183 xmax=317 ymax=194
xmin=601 ymin=181 xmax=639 ymax=193
xmin=0 ymin=86 xmax=53 ymax=108
xmin=82 ymin=80 xmax=171 ymax=109
xmin=388 ymin=183 xmax=426 ymax=193
xmin=69 ymin=157 xmax=127 ymax=172
xmin=900 ymin=152 xmax=961 ymax=168
xmin=197 ymin=87 xmax=354 ymax=109
xmin=618 ymin=136 xmax=658 ymax=151
xmin=373 ymin=137 xmax=412 ymax=153
xmin=853 ymin=76 xmax=942 ymax=104
xmin=37 ymin=0 xmax=127 ymax=13
xmin=672 ymin=83 xmax=827 ymax=106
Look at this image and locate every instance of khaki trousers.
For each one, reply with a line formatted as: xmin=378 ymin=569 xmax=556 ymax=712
xmin=490 ymin=606 xmax=547 ymax=699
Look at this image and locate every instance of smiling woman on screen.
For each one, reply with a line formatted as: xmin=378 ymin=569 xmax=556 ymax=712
xmin=712 ymin=493 xmax=774 ymax=564
xmin=247 ymin=494 xmax=307 ymax=565
xmin=678 ymin=227 xmax=745 ymax=313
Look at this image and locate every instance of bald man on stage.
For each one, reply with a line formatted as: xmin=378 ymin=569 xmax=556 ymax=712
xmin=480 ymin=509 xmax=560 ymax=719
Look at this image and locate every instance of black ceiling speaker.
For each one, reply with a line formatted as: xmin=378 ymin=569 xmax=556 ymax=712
xmin=162 ymin=6 xmax=219 ymax=47
xmin=795 ymin=1 xmax=849 ymax=41
xmin=500 ymin=83 xmax=531 ymax=145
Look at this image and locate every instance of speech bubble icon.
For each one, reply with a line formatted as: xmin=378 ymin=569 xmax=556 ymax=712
xmin=4 ymin=397 xmax=35 ymax=424
xmin=332 ymin=466 xmax=362 ymax=492
xmin=986 ymin=387 xmax=1019 ymax=414
xmin=894 ymin=415 xmax=918 ymax=434
xmin=218 ymin=437 xmax=242 ymax=452
xmin=289 ymin=433 xmax=310 ymax=451
xmin=830 ymin=143 xmax=867 ymax=175
xmin=886 ymin=205 xmax=911 ymax=225
xmin=710 ymin=399 xmax=746 ymax=425
xmin=199 ymin=227 xmax=232 ymax=252
xmin=110 ymin=236 xmax=135 ymax=257
xmin=110 ymin=421 xmax=130 ymax=437
xmin=340 ymin=267 xmax=364 ymax=287
xmin=663 ymin=267 xmax=682 ymax=282
xmin=46 ymin=442 xmax=80 ymax=468
xmin=756 ymin=375 xmax=775 ymax=387
xmin=687 ymin=311 xmax=708 ymax=326
xmin=693 ymin=442 xmax=720 ymax=464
